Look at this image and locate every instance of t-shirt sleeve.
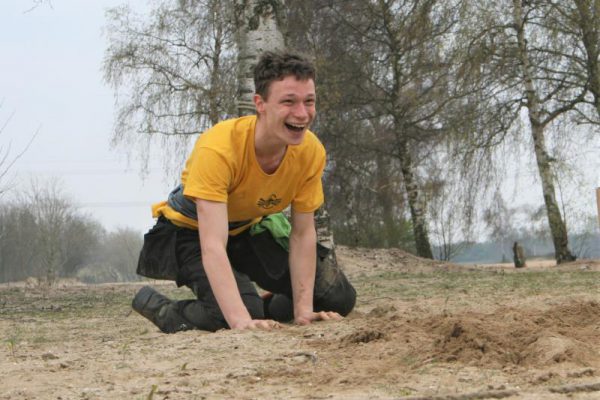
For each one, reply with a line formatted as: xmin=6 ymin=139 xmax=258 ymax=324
xmin=183 ymin=147 xmax=231 ymax=203
xmin=292 ymin=145 xmax=326 ymax=213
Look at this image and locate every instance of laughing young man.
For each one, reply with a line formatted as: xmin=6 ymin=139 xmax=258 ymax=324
xmin=132 ymin=51 xmax=356 ymax=333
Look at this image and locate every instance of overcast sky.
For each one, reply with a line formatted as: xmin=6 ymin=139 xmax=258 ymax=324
xmin=1 ymin=1 xmax=598 ymax=237
xmin=0 ymin=0 xmax=168 ymax=233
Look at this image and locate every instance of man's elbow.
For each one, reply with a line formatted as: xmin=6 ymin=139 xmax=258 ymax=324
xmin=200 ymin=239 xmax=227 ymax=264
xmin=290 ymin=228 xmax=317 ymax=248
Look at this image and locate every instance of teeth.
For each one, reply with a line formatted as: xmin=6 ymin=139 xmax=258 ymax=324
xmin=287 ymin=123 xmax=305 ymax=129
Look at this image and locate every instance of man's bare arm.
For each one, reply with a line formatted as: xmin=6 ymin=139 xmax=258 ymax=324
xmin=289 ymin=210 xmax=342 ymax=325
xmin=196 ymin=199 xmax=279 ymax=330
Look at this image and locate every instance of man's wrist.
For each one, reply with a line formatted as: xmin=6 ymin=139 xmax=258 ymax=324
xmin=230 ymin=317 xmax=253 ymax=329
xmin=294 ymin=305 xmax=313 ymax=319
xmin=225 ymin=308 xmax=253 ymax=329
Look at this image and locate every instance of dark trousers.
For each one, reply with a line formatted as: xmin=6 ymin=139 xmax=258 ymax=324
xmin=137 ymin=217 xmax=356 ymax=332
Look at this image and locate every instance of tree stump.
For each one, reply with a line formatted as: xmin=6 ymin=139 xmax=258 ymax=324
xmin=513 ymin=241 xmax=526 ymax=268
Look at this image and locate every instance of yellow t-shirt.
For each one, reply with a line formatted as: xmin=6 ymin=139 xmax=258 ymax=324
xmin=152 ymin=115 xmax=326 ymax=234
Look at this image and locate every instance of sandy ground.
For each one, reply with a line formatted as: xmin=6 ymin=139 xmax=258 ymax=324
xmin=1 ymin=247 xmax=600 ymax=399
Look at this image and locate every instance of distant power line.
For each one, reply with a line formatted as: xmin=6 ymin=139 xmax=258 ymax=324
xmin=78 ymin=201 xmax=154 ymax=208
xmin=16 ymin=169 xmax=162 ymax=176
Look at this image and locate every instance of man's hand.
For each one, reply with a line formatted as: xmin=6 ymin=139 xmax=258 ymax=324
xmin=294 ymin=311 xmax=342 ymax=326
xmin=231 ymin=319 xmax=282 ymax=330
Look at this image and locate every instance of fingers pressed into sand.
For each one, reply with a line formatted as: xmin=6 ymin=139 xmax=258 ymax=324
xmin=234 ymin=319 xmax=283 ymax=331
xmin=316 ymin=311 xmax=342 ymax=321
xmin=294 ymin=311 xmax=344 ymax=325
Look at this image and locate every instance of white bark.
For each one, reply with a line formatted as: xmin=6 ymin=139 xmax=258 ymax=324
xmin=512 ymin=0 xmax=575 ymax=263
xmin=234 ymin=0 xmax=286 ymax=115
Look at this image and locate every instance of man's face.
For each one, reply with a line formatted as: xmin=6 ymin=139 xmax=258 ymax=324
xmin=254 ymin=76 xmax=316 ymax=146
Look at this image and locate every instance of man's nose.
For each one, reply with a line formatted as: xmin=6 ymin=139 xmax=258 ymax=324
xmin=292 ymin=103 xmax=310 ymax=120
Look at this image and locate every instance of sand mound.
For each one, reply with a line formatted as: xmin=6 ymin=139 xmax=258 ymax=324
xmin=315 ymin=300 xmax=600 ymax=371
xmin=419 ymin=300 xmax=600 ymax=367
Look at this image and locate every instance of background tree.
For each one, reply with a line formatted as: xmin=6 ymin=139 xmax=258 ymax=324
xmin=0 ymin=179 xmax=144 ymax=284
xmin=103 ymin=0 xmax=237 ymax=175
xmin=78 ymin=228 xmax=143 ymax=283
xmin=98 ymin=228 xmax=143 ymax=282
xmin=0 ymin=203 xmax=38 ymax=282
xmin=23 ymin=0 xmax=53 ymax=14
xmin=16 ymin=179 xmax=100 ymax=285
xmin=0 ymin=107 xmax=16 ymax=198
xmin=560 ymin=0 xmax=600 ymax=119
xmin=512 ymin=0 xmax=579 ymax=263
xmin=286 ymin=0 xmax=486 ymax=259
xmin=0 ymin=103 xmax=38 ymax=199
xmin=459 ymin=0 xmax=595 ymax=263
xmin=0 ymin=179 xmax=99 ymax=284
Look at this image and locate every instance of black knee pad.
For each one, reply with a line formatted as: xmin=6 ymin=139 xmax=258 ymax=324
xmin=243 ymin=294 xmax=265 ymax=320
xmin=265 ymin=294 xmax=294 ymax=322
xmin=238 ymin=277 xmax=264 ymax=320
xmin=316 ymin=274 xmax=356 ymax=316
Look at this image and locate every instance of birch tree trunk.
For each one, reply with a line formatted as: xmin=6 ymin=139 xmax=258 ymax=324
xmin=233 ymin=0 xmax=338 ymax=264
xmin=530 ymin=124 xmax=575 ymax=263
xmin=380 ymin=1 xmax=434 ymax=259
xmin=398 ymin=137 xmax=434 ymax=259
xmin=512 ymin=0 xmax=576 ymax=264
xmin=234 ymin=0 xmax=286 ymax=116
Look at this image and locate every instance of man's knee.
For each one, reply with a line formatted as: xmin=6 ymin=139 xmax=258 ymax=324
xmin=182 ymin=281 xmax=263 ymax=331
xmin=264 ymin=294 xmax=294 ymax=322
xmin=243 ymin=293 xmax=265 ymax=320
xmin=315 ymin=274 xmax=356 ymax=316
xmin=238 ymin=277 xmax=264 ymax=320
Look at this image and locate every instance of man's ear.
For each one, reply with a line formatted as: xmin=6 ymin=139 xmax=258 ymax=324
xmin=254 ymin=94 xmax=265 ymax=114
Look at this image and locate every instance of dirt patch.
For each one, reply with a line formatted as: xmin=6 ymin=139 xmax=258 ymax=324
xmin=340 ymin=328 xmax=386 ymax=345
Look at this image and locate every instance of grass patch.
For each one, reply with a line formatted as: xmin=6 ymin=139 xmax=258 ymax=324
xmin=354 ymin=270 xmax=600 ymax=301
xmin=0 ymin=283 xmax=197 ymax=327
xmin=0 ymin=286 xmax=134 ymax=320
xmin=1 ymin=270 xmax=598 ymax=323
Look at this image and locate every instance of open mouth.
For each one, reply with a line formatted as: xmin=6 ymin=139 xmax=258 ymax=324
xmin=285 ymin=122 xmax=306 ymax=132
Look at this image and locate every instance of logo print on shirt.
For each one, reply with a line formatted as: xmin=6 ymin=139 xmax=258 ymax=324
xmin=257 ymin=194 xmax=282 ymax=209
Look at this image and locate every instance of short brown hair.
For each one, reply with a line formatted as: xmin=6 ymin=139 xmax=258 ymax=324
xmin=254 ymin=51 xmax=316 ymax=99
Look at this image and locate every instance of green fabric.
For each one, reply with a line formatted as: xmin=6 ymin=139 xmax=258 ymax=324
xmin=249 ymin=213 xmax=291 ymax=251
